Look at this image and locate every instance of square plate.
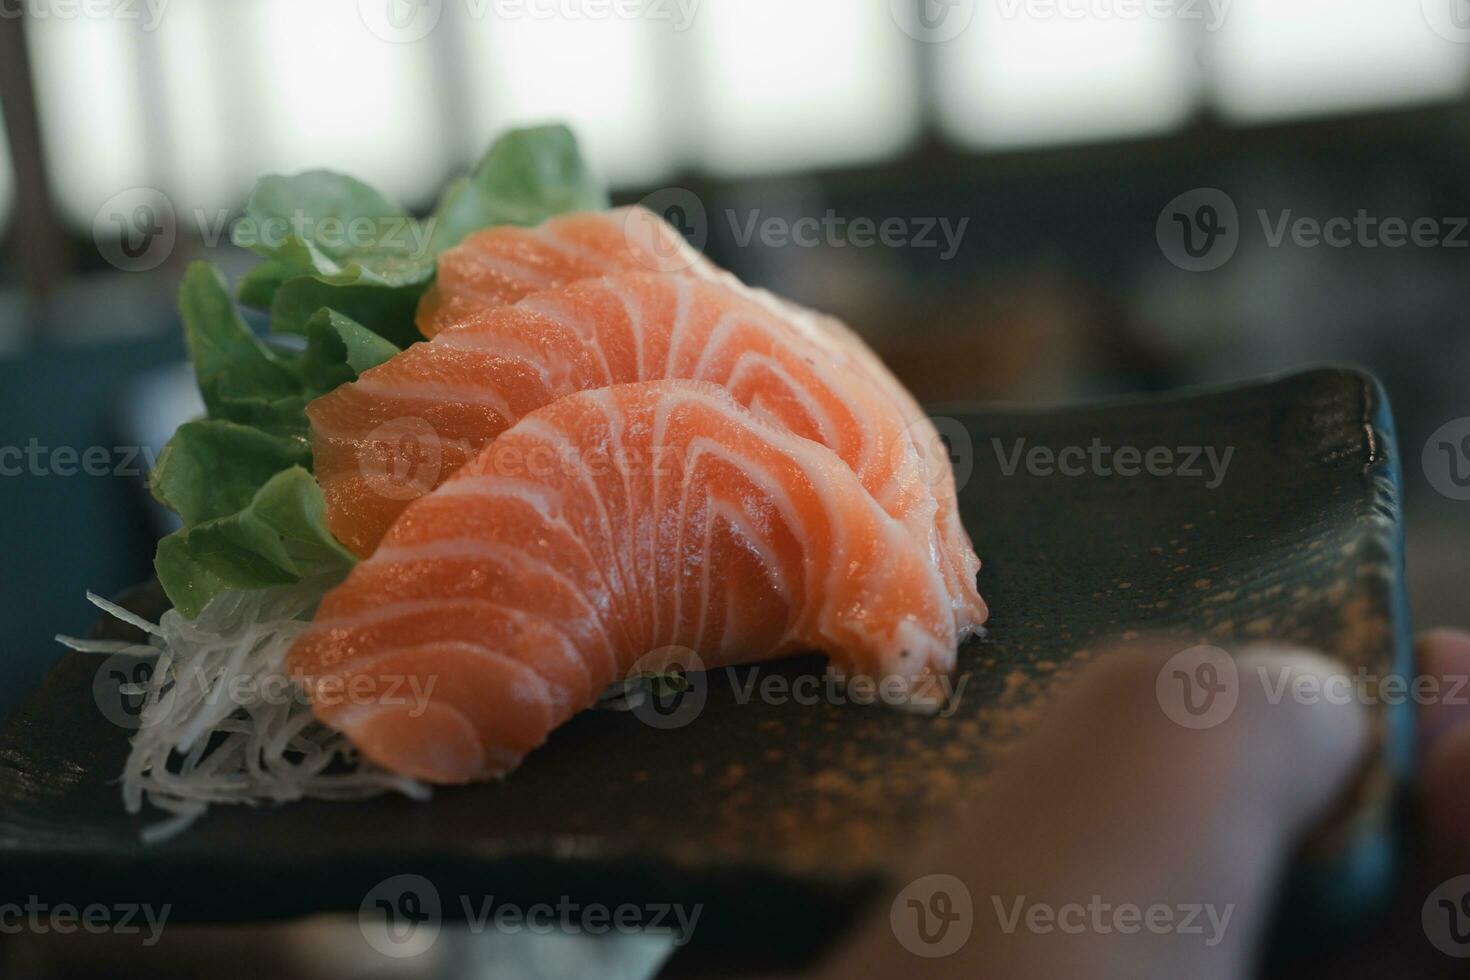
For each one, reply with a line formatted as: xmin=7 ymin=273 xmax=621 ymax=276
xmin=0 ymin=367 xmax=1412 ymax=957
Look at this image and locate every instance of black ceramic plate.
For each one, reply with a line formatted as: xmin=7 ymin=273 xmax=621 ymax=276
xmin=0 ymin=368 xmax=1412 ymax=957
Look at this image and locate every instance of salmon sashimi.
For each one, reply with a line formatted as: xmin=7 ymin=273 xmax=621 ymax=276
xmin=752 ymin=294 xmax=984 ymax=618
xmin=309 ymin=273 xmax=986 ymax=636
xmin=416 ymin=207 xmax=721 ymax=339
xmin=419 ymin=208 xmax=981 ymax=618
xmin=288 ymin=381 xmax=959 ymax=783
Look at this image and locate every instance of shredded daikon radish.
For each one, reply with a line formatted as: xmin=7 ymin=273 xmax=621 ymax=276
xmin=63 ymin=582 xmax=429 ymax=842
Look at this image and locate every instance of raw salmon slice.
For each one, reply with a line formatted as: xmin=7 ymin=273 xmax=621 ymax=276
xmin=288 ymin=381 xmax=959 ymax=783
xmin=419 ymin=208 xmax=981 ymax=616
xmin=417 ymin=207 xmax=721 ymax=339
xmin=309 ymin=273 xmax=986 ymax=635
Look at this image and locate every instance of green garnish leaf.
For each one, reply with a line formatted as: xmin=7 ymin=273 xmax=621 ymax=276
xmin=179 ymin=262 xmax=306 ymax=434
xmin=428 ymin=123 xmax=608 ymax=252
xmin=300 ymin=308 xmax=401 ymax=391
xmin=153 ymin=124 xmax=603 ymax=617
xmin=266 ymin=277 xmax=426 ymax=347
xmin=150 ymin=420 xmax=311 ymax=527
xmin=233 ymin=170 xmax=434 ymax=287
xmin=155 ymin=468 xmax=356 ymax=619
xmin=234 ymin=124 xmax=605 ymax=343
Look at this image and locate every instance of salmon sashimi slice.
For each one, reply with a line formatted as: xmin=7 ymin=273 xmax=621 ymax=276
xmin=288 ymin=381 xmax=959 ymax=783
xmin=309 ymin=273 xmax=986 ymax=636
xmin=416 ymin=207 xmax=721 ymax=339
xmin=419 ymin=208 xmax=982 ymax=623
xmin=750 ymin=293 xmax=984 ymax=622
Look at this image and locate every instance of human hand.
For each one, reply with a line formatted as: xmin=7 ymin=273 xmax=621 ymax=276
xmin=815 ymin=630 xmax=1470 ymax=979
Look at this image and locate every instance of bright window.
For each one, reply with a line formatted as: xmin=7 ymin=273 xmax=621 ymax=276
xmin=936 ymin=3 xmax=1200 ymax=149
xmin=0 ymin=100 xmax=12 ymax=236
xmin=251 ymin=0 xmax=447 ymax=205
xmin=27 ymin=14 xmax=151 ymax=226
xmin=1211 ymin=0 xmax=1470 ymax=121
xmin=692 ymin=0 xmax=920 ymax=175
xmin=152 ymin=0 xmax=241 ymax=216
xmin=460 ymin=3 xmax=674 ymax=188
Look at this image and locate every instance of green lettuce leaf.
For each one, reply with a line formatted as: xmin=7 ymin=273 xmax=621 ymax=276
xmin=150 ymin=420 xmax=310 ymax=526
xmin=156 ymin=268 xmax=398 ymax=613
xmin=179 ymin=263 xmax=307 ymax=435
xmin=153 ymin=124 xmax=602 ymax=617
xmin=300 ymin=308 xmax=400 ymax=391
xmin=155 ymin=468 xmax=357 ymax=619
xmin=266 ymin=277 xmax=426 ymax=347
xmin=233 ymin=124 xmax=606 ymax=343
xmin=427 ymin=123 xmax=608 ymax=251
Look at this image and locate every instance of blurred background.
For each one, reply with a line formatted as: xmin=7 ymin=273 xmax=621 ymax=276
xmin=3 ymin=2 xmax=1470 ymax=978
xmin=2 ymin=0 xmax=1469 ymax=711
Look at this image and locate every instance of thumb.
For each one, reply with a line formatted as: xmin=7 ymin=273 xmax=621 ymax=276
xmin=820 ymin=643 xmax=1370 ymax=980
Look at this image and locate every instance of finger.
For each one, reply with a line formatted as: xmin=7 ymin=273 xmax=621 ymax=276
xmin=1415 ymin=629 xmax=1470 ymax=751
xmin=1415 ymin=630 xmax=1470 ymax=871
xmin=818 ymin=643 xmax=1368 ymax=980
